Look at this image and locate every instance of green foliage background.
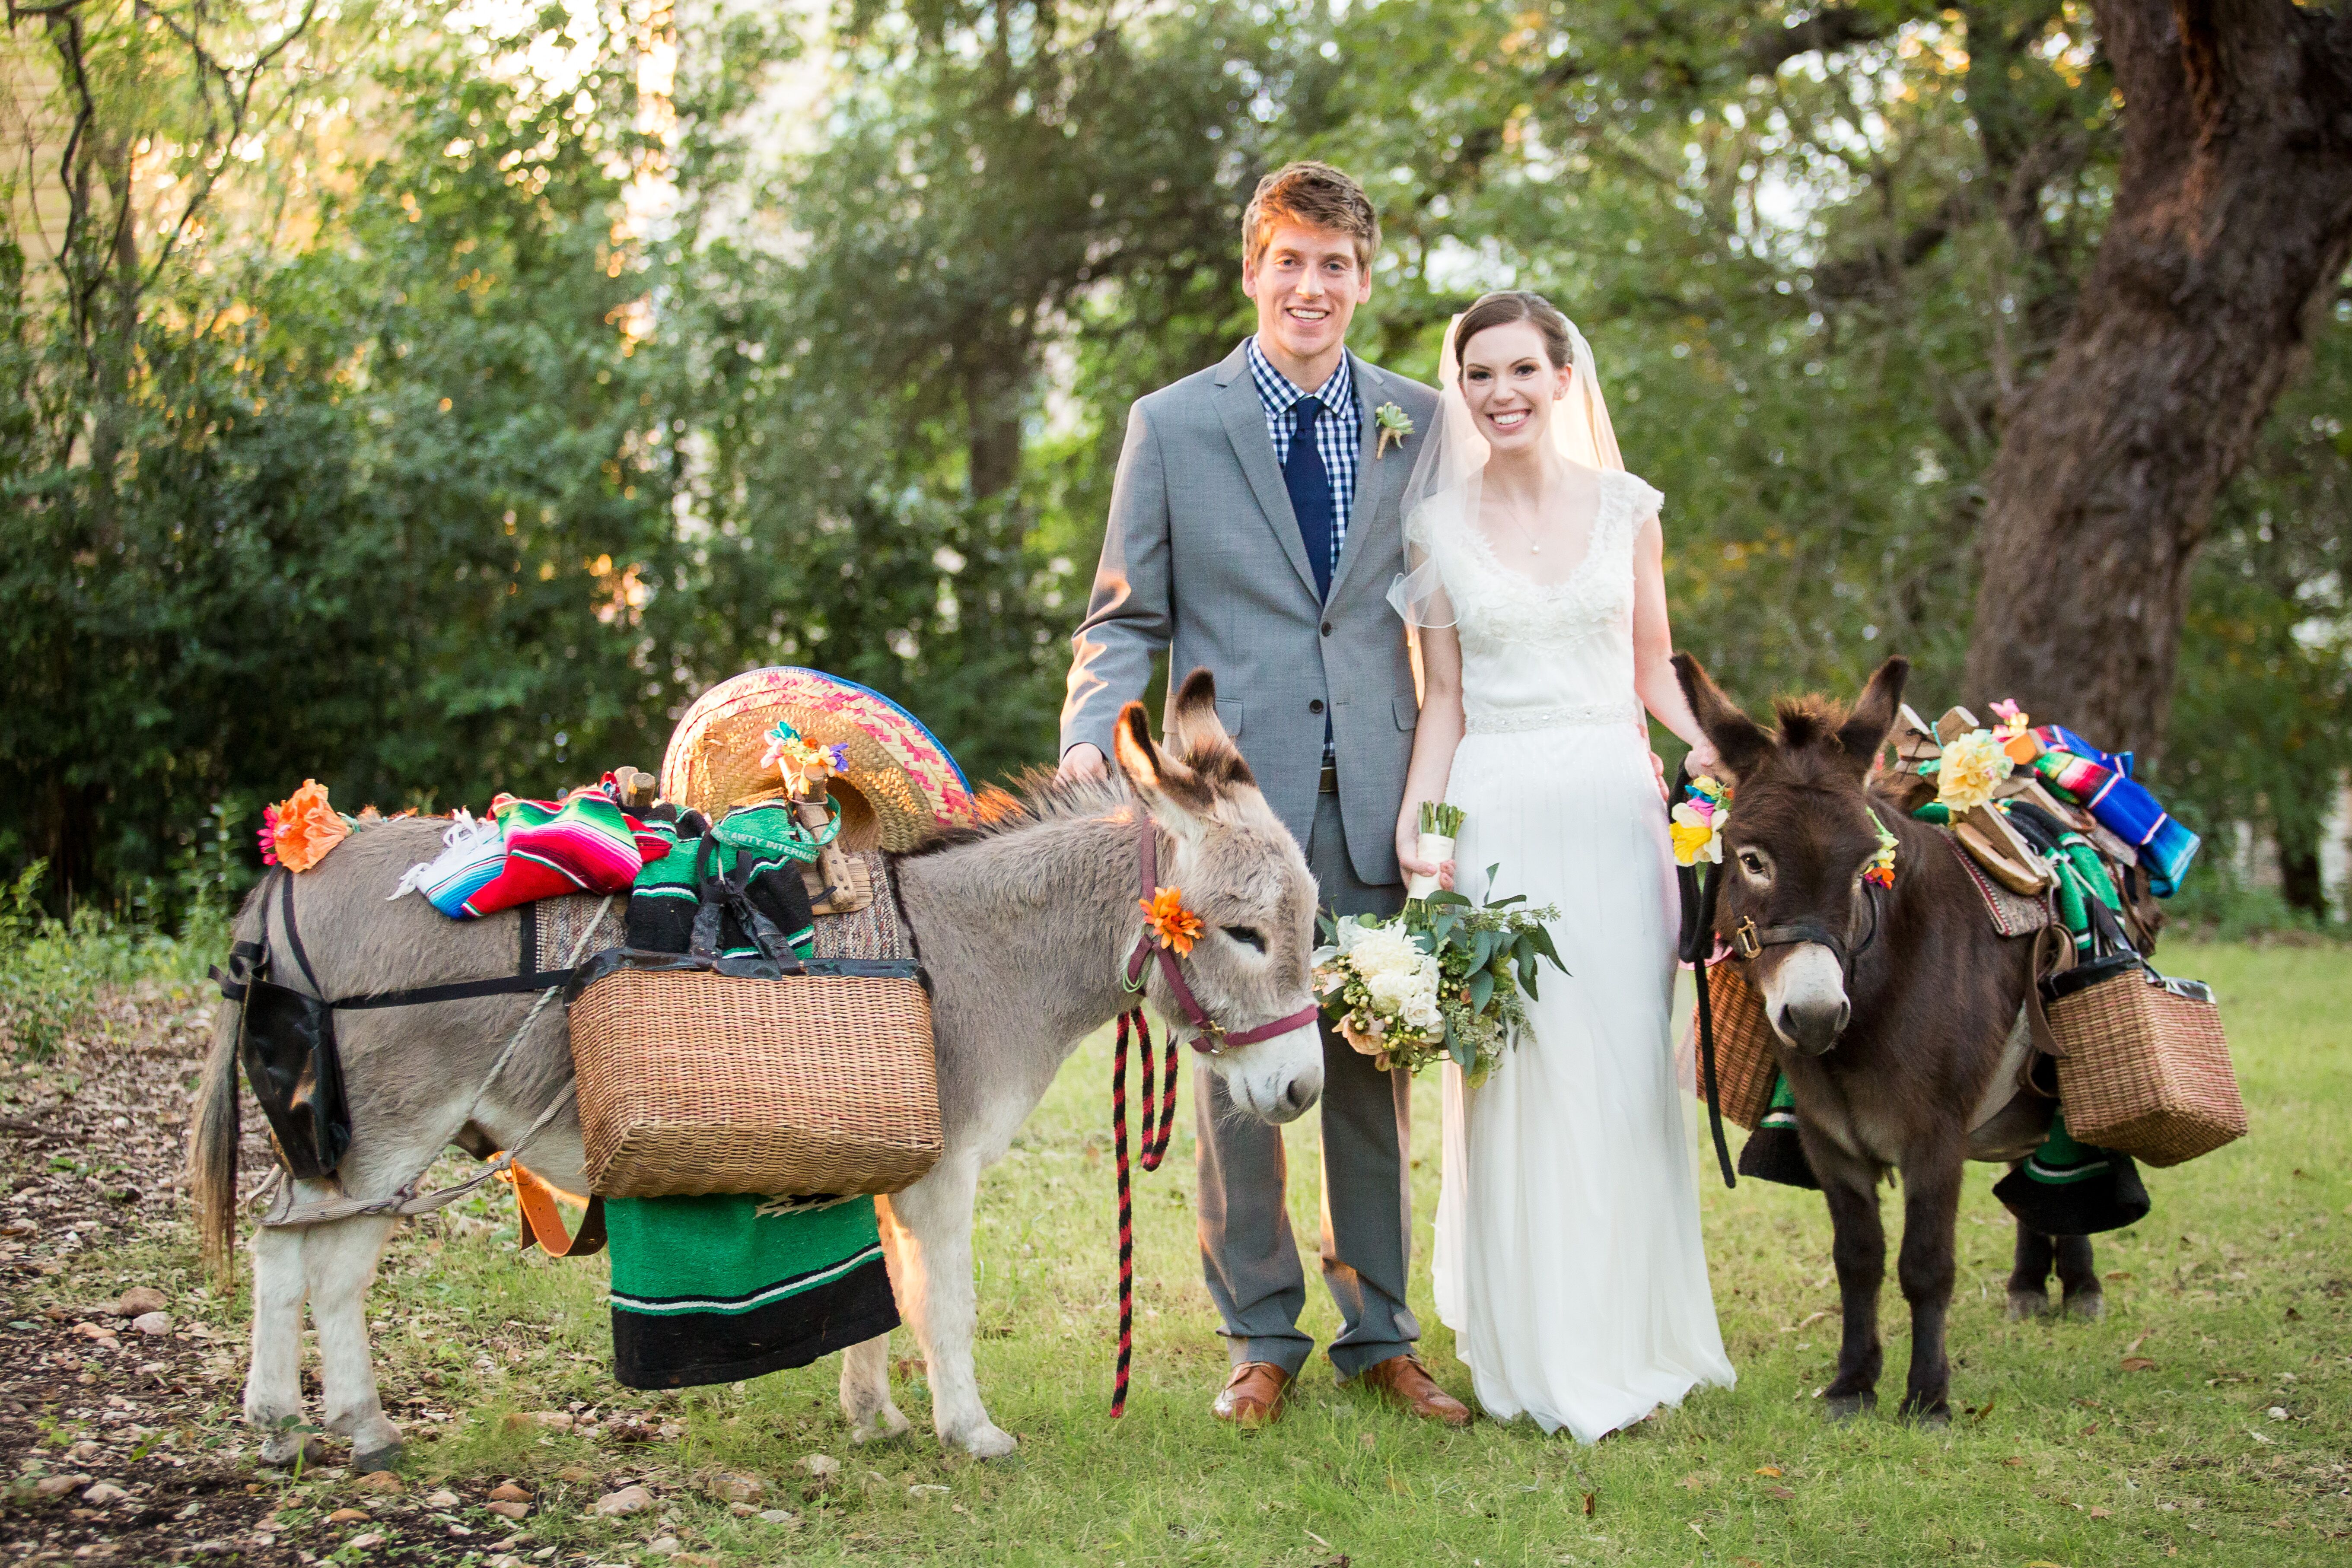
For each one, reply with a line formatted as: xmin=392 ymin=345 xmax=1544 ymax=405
xmin=2 ymin=0 xmax=2344 ymax=919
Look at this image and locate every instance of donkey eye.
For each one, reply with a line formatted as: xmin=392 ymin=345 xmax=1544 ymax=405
xmin=1222 ymin=925 xmax=1267 ymax=954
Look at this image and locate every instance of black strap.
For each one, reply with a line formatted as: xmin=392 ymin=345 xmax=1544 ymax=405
xmin=1672 ymin=763 xmax=1737 ymax=1190
xmin=333 ymin=968 xmax=589 ymax=1010
xmin=210 ymin=940 xmax=267 ymax=1001
xmin=519 ymin=901 xmax=539 ymax=977
xmin=278 ymin=870 xmax=324 ymax=998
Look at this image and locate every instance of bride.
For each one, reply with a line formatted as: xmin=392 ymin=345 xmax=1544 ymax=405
xmin=1390 ymin=290 xmax=1735 ymax=1439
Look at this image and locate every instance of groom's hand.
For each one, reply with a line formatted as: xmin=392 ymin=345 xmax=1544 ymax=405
xmin=1059 ymin=743 xmax=1108 ymax=785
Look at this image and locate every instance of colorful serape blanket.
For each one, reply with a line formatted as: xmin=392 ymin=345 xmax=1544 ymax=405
xmin=606 ymin=1194 xmax=899 ymax=1388
xmin=2028 ymin=725 xmax=2200 ymax=896
xmin=395 ymin=788 xmax=665 ymax=918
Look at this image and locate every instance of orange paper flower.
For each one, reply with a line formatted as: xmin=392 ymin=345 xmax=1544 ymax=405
xmin=266 ymin=779 xmax=350 ymax=873
xmin=1140 ymin=887 xmax=1205 ymax=956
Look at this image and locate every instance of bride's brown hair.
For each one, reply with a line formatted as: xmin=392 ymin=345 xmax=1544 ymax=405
xmin=1453 ymin=290 xmax=1574 ymax=371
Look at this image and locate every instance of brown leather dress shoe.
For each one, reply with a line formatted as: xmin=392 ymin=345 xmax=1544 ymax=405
xmin=1356 ymin=1353 xmax=1472 ymax=1427
xmin=1211 ymin=1361 xmax=1293 ymax=1426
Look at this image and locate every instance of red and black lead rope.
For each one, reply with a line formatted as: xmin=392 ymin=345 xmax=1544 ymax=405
xmin=1109 ymin=1005 xmax=1180 ymax=1417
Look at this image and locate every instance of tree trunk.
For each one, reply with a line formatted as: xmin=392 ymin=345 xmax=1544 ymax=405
xmin=1963 ymin=0 xmax=2352 ymax=762
xmin=2275 ymin=827 xmax=2327 ymax=917
xmin=963 ymin=355 xmax=1026 ymax=501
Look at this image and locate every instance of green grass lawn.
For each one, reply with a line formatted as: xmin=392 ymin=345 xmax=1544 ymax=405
xmin=62 ymin=944 xmax=2352 ymax=1564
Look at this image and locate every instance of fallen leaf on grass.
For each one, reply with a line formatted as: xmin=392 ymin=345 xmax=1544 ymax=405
xmin=2089 ymin=1507 xmax=2110 ymax=1518
xmin=1766 ymin=1486 xmax=1795 ymax=1501
xmin=2122 ymin=1331 xmax=2152 ymax=1357
xmin=1677 ymin=1473 xmax=1710 ymax=1492
xmin=1582 ymin=1491 xmax=1595 ymax=1517
xmin=2121 ymin=1358 xmax=2158 ymax=1372
xmin=1754 ymin=1465 xmax=1782 ymax=1478
xmin=1969 ymin=1396 xmax=1997 ymax=1423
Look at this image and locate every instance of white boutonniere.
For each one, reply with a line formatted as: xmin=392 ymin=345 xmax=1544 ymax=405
xmin=1375 ymin=402 xmax=1414 ymax=458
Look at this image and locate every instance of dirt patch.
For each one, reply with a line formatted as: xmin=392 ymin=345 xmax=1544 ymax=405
xmin=0 ymin=983 xmax=532 ymax=1565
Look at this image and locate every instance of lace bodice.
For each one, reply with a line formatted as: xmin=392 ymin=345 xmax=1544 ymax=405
xmin=1416 ymin=468 xmax=1662 ymax=734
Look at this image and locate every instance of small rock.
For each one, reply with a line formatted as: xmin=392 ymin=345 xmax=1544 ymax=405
xmin=423 ymin=1489 xmax=461 ymax=1508
xmin=485 ymin=1499 xmax=529 ymax=1520
xmin=2267 ymin=1405 xmax=2289 ymax=1420
xmin=644 ymin=1540 xmax=681 ymax=1558
xmin=555 ymin=1465 xmax=598 ymax=1483
xmin=65 ymin=1441 xmax=105 ymax=1463
xmin=706 ymin=1471 xmax=764 ymax=1505
xmin=326 ymin=1509 xmax=371 ymax=1524
xmin=69 ymin=1323 xmax=115 ymax=1342
xmin=130 ymin=1313 xmax=172 ymax=1336
xmin=908 ymin=1483 xmax=951 ymax=1500
xmin=351 ymin=1470 xmax=403 ymax=1495
xmin=656 ymin=1420 xmax=683 ymax=1440
xmin=593 ymin=1484 xmax=653 ymax=1516
xmin=347 ymin=1533 xmax=383 ymax=1549
xmin=112 ymin=1288 xmax=167 ymax=1317
xmin=488 ymin=1481 xmax=533 ymax=1502
xmin=757 ymin=1508 xmax=800 ymax=1527
xmin=531 ymin=1410 xmax=574 ymax=1429
xmin=134 ymin=1362 xmax=167 ymax=1377
xmin=796 ymin=1454 xmax=839 ymax=1481
xmin=81 ymin=1482 xmax=128 ymax=1505
xmin=35 ymin=1475 xmax=93 ymax=1497
xmin=727 ymin=1502 xmax=754 ymax=1517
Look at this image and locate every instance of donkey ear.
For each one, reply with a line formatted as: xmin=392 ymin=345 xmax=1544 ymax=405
xmin=1836 ymin=655 xmax=1909 ymax=776
xmin=1673 ymin=653 xmax=1770 ymax=780
xmin=1165 ymin=668 xmax=1255 ymax=788
xmin=1113 ymin=700 xmax=1217 ymax=828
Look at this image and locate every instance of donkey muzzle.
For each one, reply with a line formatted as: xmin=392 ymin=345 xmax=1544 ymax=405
xmin=1764 ymin=944 xmax=1851 ymax=1055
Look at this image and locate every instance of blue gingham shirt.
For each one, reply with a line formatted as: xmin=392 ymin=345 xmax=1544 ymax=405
xmin=1247 ymin=337 xmax=1358 ymax=575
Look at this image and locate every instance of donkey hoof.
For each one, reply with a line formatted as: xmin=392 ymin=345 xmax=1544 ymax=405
xmin=851 ymin=1405 xmax=911 ymax=1445
xmin=1903 ymin=1403 xmax=1951 ymax=1428
xmin=1823 ymin=1392 xmax=1876 ymax=1423
xmin=952 ymin=1423 xmax=1018 ymax=1460
xmin=2063 ymin=1291 xmax=2104 ymax=1322
xmin=2005 ymin=1289 xmax=2053 ymax=1321
xmin=352 ymin=1444 xmax=403 ymax=1476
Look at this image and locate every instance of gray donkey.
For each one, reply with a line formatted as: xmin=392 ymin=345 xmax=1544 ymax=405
xmin=191 ymin=672 xmax=1326 ymax=1465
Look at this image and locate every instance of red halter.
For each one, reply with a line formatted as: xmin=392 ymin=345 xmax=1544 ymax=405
xmin=1121 ymin=816 xmax=1322 ymax=1054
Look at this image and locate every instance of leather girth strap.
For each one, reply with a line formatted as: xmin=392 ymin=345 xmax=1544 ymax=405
xmin=501 ymin=1160 xmax=608 ymax=1258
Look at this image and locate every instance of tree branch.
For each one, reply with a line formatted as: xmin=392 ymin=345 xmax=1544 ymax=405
xmin=1741 ymin=6 xmax=1914 ymax=77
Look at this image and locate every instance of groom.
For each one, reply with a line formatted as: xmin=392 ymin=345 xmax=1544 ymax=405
xmin=1057 ymin=162 xmax=1462 ymax=1427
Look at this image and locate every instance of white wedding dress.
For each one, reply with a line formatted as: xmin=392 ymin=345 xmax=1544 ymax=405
xmin=1425 ymin=464 xmax=1736 ymax=1440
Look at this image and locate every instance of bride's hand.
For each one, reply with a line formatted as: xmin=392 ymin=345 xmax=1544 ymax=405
xmin=1649 ymin=749 xmax=1670 ymax=803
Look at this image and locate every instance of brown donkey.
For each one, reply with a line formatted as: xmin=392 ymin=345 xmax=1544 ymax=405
xmin=1674 ymin=653 xmax=2098 ymax=1423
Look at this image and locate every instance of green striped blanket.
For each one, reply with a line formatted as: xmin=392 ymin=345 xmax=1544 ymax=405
xmin=607 ymin=1193 xmax=899 ymax=1389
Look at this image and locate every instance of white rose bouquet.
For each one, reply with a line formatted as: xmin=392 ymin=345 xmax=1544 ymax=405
xmin=1312 ymin=831 xmax=1565 ymax=1081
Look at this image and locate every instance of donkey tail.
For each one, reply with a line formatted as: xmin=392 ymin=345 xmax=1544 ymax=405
xmin=191 ymin=884 xmax=265 ymax=1285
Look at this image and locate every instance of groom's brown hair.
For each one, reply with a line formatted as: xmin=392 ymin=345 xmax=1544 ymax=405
xmin=1242 ymin=162 xmax=1380 ymax=270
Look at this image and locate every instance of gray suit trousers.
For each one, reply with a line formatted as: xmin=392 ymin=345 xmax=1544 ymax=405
xmin=1194 ymin=789 xmax=1416 ymax=1379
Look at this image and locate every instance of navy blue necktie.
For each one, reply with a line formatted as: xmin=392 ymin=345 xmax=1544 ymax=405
xmin=1283 ymin=394 xmax=1335 ymax=601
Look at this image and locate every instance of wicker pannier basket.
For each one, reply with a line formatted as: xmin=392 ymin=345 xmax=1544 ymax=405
xmin=568 ymin=950 xmax=943 ymax=1198
xmin=2042 ymin=955 xmax=2242 ymax=1167
xmin=1691 ymin=961 xmax=1779 ymax=1132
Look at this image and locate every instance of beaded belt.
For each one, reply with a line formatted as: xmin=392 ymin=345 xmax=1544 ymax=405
xmin=1464 ymin=700 xmax=1642 ymax=736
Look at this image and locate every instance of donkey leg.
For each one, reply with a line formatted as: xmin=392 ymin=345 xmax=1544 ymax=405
xmin=2007 ymin=1213 xmax=2057 ymax=1320
xmin=884 ymin=1161 xmax=1015 ymax=1458
xmin=1894 ymin=1156 xmax=1964 ymax=1423
xmin=1816 ymin=1170 xmax=1886 ymax=1420
xmin=2053 ymin=1234 xmax=2104 ymax=1320
xmin=302 ymin=1214 xmax=405 ymax=1472
xmin=245 ymin=1222 xmax=314 ymax=1466
xmin=840 ymin=1333 xmax=910 ymax=1445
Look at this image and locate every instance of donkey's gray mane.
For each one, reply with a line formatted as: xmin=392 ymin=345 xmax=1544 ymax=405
xmin=904 ymin=768 xmax=1137 ymax=856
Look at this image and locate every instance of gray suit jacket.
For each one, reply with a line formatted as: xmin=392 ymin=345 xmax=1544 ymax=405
xmin=1060 ymin=342 xmax=1442 ymax=885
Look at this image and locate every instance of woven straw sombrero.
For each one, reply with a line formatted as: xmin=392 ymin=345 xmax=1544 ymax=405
xmin=660 ymin=668 xmax=975 ymax=852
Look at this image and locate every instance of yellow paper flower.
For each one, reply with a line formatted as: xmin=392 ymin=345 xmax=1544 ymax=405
xmin=1935 ymin=729 xmax=2014 ymax=814
xmin=1670 ymin=800 xmax=1725 ymax=865
xmin=267 ymin=779 xmax=350 ymax=873
xmin=1140 ymin=887 xmax=1205 ymax=955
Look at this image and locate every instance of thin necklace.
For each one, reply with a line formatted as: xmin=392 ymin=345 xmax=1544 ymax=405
xmin=1493 ymin=494 xmax=1548 ymax=554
